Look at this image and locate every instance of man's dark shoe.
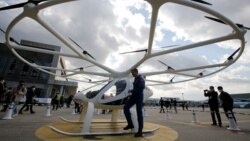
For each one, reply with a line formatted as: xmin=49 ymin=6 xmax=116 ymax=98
xmin=31 ymin=111 xmax=35 ymax=114
xmin=123 ymin=125 xmax=134 ymax=130
xmin=134 ymin=132 xmax=143 ymax=137
xmin=18 ymin=111 xmax=23 ymax=114
xmin=218 ymin=124 xmax=222 ymax=127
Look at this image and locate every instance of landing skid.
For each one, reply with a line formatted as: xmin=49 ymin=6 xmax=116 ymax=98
xmin=48 ymin=125 xmax=159 ymax=136
xmin=59 ymin=116 xmax=82 ymax=123
xmin=59 ymin=116 xmax=126 ymax=124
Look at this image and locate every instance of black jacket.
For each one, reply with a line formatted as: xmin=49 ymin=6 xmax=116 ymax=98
xmin=131 ymin=75 xmax=145 ymax=97
xmin=26 ymin=88 xmax=36 ymax=104
xmin=204 ymin=90 xmax=219 ymax=106
xmin=219 ymin=91 xmax=233 ymax=110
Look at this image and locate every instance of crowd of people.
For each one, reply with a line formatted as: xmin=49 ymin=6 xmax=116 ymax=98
xmin=159 ymin=97 xmax=178 ymax=113
xmin=0 ymin=77 xmax=82 ymax=117
xmin=0 ymin=78 xmax=35 ymax=115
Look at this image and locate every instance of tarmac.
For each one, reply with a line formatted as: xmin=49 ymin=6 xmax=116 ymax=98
xmin=0 ymin=105 xmax=250 ymax=141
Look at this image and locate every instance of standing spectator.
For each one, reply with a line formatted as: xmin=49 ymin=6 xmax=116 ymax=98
xmin=1 ymin=87 xmax=13 ymax=112
xmin=204 ymin=86 xmax=222 ymax=127
xmin=0 ymin=77 xmax=6 ymax=104
xmin=60 ymin=95 xmax=65 ymax=108
xmin=123 ymin=68 xmax=145 ymax=137
xmin=12 ymin=81 xmax=27 ymax=116
xmin=159 ymin=97 xmax=165 ymax=113
xmin=217 ymin=86 xmax=237 ymax=123
xmin=173 ymin=98 xmax=177 ymax=113
xmin=19 ymin=86 xmax=36 ymax=114
xmin=52 ymin=92 xmax=61 ymax=110
xmin=164 ymin=99 xmax=170 ymax=111
xmin=182 ymin=102 xmax=185 ymax=111
xmin=170 ymin=99 xmax=173 ymax=110
xmin=66 ymin=95 xmax=73 ymax=108
xmin=185 ymin=102 xmax=189 ymax=111
xmin=201 ymin=103 xmax=205 ymax=112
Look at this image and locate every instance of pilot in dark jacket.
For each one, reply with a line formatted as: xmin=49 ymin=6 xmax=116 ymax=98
xmin=123 ymin=68 xmax=145 ymax=137
xmin=204 ymin=86 xmax=222 ymax=126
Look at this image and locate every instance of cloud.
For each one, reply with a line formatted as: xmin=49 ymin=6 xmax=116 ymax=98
xmin=0 ymin=0 xmax=249 ymax=100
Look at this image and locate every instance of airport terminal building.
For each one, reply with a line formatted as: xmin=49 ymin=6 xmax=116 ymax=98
xmin=0 ymin=40 xmax=78 ymax=98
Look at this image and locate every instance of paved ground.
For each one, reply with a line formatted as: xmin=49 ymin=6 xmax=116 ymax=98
xmin=0 ymin=105 xmax=250 ymax=141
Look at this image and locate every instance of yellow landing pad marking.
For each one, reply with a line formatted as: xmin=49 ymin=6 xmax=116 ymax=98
xmin=169 ymin=121 xmax=208 ymax=128
xmin=35 ymin=120 xmax=178 ymax=141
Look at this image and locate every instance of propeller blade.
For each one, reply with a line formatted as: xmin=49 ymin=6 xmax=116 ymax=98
xmin=73 ymin=65 xmax=95 ymax=70
xmin=0 ymin=28 xmax=5 ymax=34
xmin=0 ymin=27 xmax=20 ymax=45
xmin=170 ymin=76 xmax=175 ymax=82
xmin=205 ymin=16 xmax=250 ymax=30
xmin=119 ymin=49 xmax=147 ymax=54
xmin=160 ymin=45 xmax=179 ymax=48
xmin=68 ymin=37 xmax=84 ymax=50
xmin=235 ymin=24 xmax=250 ymax=30
xmin=158 ymin=60 xmax=175 ymax=70
xmin=0 ymin=2 xmax=28 ymax=11
xmin=9 ymin=37 xmax=20 ymax=45
xmin=73 ymin=67 xmax=83 ymax=71
xmin=227 ymin=47 xmax=241 ymax=60
xmin=82 ymin=77 xmax=92 ymax=82
xmin=190 ymin=0 xmax=212 ymax=5
xmin=205 ymin=16 xmax=226 ymax=24
xmin=69 ymin=37 xmax=96 ymax=60
xmin=0 ymin=0 xmax=48 ymax=11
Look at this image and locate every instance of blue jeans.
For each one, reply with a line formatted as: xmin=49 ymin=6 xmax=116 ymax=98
xmin=13 ymin=101 xmax=19 ymax=115
xmin=124 ymin=95 xmax=143 ymax=132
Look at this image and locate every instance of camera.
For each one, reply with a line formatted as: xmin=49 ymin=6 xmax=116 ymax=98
xmin=204 ymin=89 xmax=208 ymax=92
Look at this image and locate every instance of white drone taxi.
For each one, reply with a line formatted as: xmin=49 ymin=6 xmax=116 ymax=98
xmin=0 ymin=0 xmax=248 ymax=136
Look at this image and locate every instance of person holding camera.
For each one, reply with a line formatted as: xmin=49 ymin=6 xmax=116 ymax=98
xmin=204 ymin=86 xmax=222 ymax=127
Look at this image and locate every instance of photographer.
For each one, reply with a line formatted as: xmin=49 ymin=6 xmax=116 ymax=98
xmin=204 ymin=86 xmax=222 ymax=127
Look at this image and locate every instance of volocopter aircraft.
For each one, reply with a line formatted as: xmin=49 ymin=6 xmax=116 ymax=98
xmin=0 ymin=0 xmax=249 ymax=136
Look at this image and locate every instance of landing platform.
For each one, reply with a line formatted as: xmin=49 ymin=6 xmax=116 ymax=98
xmin=35 ymin=119 xmax=178 ymax=141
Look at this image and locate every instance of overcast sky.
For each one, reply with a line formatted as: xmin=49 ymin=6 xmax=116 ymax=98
xmin=0 ymin=0 xmax=250 ymax=101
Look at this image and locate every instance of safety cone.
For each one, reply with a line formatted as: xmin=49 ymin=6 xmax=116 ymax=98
xmin=165 ymin=109 xmax=172 ymax=120
xmin=71 ymin=107 xmax=76 ymax=115
xmin=45 ymin=104 xmax=51 ymax=117
xmin=143 ymin=107 xmax=149 ymax=117
xmin=2 ymin=103 xmax=14 ymax=120
xmin=192 ymin=110 xmax=198 ymax=123
xmin=227 ymin=112 xmax=240 ymax=131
